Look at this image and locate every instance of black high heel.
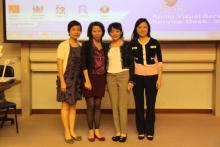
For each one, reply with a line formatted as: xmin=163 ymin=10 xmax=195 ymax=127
xmin=138 ymin=134 xmax=145 ymax=140
xmin=119 ymin=136 xmax=127 ymax=142
xmin=146 ymin=135 xmax=154 ymax=141
xmin=112 ymin=136 xmax=120 ymax=142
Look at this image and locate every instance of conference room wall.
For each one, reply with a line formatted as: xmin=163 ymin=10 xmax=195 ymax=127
xmin=0 ymin=40 xmax=215 ymax=111
xmin=30 ymin=43 xmax=215 ymax=110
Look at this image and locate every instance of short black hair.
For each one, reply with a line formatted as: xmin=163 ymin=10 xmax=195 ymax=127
xmin=87 ymin=21 xmax=105 ymax=40
xmin=107 ymin=22 xmax=123 ymax=38
xmin=132 ymin=18 xmax=151 ymax=40
xmin=67 ymin=20 xmax=82 ymax=33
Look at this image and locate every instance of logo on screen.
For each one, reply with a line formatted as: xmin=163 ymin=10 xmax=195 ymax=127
xmin=33 ymin=5 xmax=44 ymax=13
xmin=78 ymin=5 xmax=88 ymax=15
xmin=100 ymin=5 xmax=110 ymax=14
xmin=56 ymin=5 xmax=65 ymax=14
xmin=8 ymin=4 xmax=20 ymax=14
xmin=165 ymin=0 xmax=177 ymax=7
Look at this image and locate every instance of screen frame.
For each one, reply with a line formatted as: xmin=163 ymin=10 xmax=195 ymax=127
xmin=2 ymin=0 xmax=220 ymax=43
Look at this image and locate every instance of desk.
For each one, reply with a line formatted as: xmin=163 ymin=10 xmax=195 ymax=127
xmin=0 ymin=80 xmax=21 ymax=92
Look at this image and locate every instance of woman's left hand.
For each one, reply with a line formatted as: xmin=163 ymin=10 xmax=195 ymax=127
xmin=156 ymin=79 xmax=161 ymax=89
xmin=127 ymin=82 xmax=134 ymax=91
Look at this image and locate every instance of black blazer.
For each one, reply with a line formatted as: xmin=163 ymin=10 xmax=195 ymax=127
xmin=81 ymin=40 xmax=108 ymax=75
xmin=130 ymin=38 xmax=162 ymax=65
xmin=106 ymin=41 xmax=134 ymax=83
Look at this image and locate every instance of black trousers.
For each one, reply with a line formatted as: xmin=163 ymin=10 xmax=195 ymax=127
xmin=133 ymin=74 xmax=158 ymax=135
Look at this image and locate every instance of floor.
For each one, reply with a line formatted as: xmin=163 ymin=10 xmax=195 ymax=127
xmin=0 ymin=113 xmax=220 ymax=147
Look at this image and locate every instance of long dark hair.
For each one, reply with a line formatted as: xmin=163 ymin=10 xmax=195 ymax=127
xmin=131 ymin=18 xmax=151 ymax=40
xmin=87 ymin=21 xmax=105 ymax=40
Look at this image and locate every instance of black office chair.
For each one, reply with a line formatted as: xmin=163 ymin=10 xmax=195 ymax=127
xmin=0 ymin=65 xmax=19 ymax=133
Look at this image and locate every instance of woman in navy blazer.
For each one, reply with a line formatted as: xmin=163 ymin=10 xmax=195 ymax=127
xmin=130 ymin=18 xmax=163 ymax=141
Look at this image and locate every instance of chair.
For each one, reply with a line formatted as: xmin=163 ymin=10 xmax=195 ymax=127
xmin=0 ymin=65 xmax=19 ymax=133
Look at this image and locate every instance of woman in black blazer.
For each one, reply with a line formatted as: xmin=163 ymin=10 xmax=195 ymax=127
xmin=106 ymin=22 xmax=134 ymax=142
xmin=130 ymin=18 xmax=163 ymax=141
xmin=81 ymin=21 xmax=108 ymax=142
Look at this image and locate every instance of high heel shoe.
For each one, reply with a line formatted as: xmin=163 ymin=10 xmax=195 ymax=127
xmin=88 ymin=130 xmax=95 ymax=142
xmin=112 ymin=136 xmax=120 ymax=142
xmin=138 ymin=134 xmax=145 ymax=140
xmin=146 ymin=134 xmax=154 ymax=141
xmin=71 ymin=135 xmax=82 ymax=141
xmin=88 ymin=137 xmax=95 ymax=142
xmin=94 ymin=134 xmax=105 ymax=141
xmin=119 ymin=136 xmax=127 ymax=142
xmin=64 ymin=138 xmax=74 ymax=144
xmin=94 ymin=129 xmax=105 ymax=141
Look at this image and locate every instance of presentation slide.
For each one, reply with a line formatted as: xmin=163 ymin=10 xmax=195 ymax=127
xmin=3 ymin=0 xmax=220 ymax=41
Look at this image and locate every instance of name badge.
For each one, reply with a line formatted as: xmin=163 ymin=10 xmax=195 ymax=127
xmin=150 ymin=45 xmax=157 ymax=49
xmin=132 ymin=46 xmax=138 ymax=50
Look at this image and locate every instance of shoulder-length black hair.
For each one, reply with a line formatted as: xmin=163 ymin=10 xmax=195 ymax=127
xmin=131 ymin=18 xmax=151 ymax=40
xmin=107 ymin=22 xmax=123 ymax=38
xmin=87 ymin=21 xmax=105 ymax=40
xmin=67 ymin=20 xmax=82 ymax=33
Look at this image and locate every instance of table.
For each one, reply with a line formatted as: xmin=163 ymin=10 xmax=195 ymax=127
xmin=0 ymin=80 xmax=21 ymax=92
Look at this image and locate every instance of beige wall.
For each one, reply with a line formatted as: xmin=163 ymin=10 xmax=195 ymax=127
xmin=215 ymin=43 xmax=220 ymax=115
xmin=30 ymin=43 xmax=215 ymax=109
xmin=1 ymin=2 xmax=219 ymax=114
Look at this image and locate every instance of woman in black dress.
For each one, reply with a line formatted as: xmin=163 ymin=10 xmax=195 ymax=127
xmin=57 ymin=20 xmax=82 ymax=144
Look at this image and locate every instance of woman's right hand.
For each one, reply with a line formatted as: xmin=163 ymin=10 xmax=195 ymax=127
xmin=84 ymin=80 xmax=92 ymax=90
xmin=61 ymin=80 xmax=67 ymax=93
xmin=127 ymin=82 xmax=134 ymax=91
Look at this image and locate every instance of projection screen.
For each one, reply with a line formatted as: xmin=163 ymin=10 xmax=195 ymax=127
xmin=3 ymin=0 xmax=220 ymax=42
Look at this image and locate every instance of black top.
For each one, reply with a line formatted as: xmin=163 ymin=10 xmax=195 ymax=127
xmin=130 ymin=38 xmax=162 ymax=65
xmin=81 ymin=40 xmax=108 ymax=75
